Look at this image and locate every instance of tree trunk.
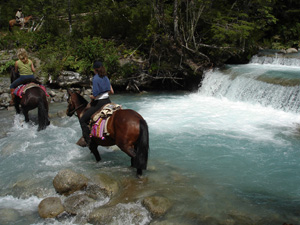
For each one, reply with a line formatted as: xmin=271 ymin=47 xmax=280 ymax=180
xmin=67 ymin=0 xmax=72 ymax=33
xmin=173 ymin=0 xmax=179 ymax=39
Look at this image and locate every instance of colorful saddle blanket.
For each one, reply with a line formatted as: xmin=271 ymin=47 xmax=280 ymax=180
xmin=89 ymin=103 xmax=122 ymax=140
xmin=14 ymin=83 xmax=49 ymax=98
xmin=90 ymin=117 xmax=109 ymax=140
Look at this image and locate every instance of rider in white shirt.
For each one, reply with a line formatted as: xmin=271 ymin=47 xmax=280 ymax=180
xmin=15 ymin=8 xmax=25 ymax=29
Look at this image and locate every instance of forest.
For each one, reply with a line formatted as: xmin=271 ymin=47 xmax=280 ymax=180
xmin=1 ymin=0 xmax=300 ymax=91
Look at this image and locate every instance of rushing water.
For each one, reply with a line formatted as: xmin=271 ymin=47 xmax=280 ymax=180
xmin=1 ymin=52 xmax=300 ymax=224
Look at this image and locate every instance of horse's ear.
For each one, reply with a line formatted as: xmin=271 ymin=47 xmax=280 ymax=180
xmin=76 ymin=88 xmax=83 ymax=95
xmin=79 ymin=87 xmax=85 ymax=95
xmin=67 ymin=88 xmax=72 ymax=96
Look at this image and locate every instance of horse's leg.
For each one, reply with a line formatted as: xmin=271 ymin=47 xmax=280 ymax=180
xmin=89 ymin=140 xmax=101 ymax=162
xmin=14 ymin=101 xmax=21 ymax=114
xmin=130 ymin=152 xmax=143 ymax=177
xmin=137 ymin=168 xmax=143 ymax=177
xmin=117 ymin=141 xmax=136 ymax=158
xmin=22 ymin=108 xmax=29 ymax=122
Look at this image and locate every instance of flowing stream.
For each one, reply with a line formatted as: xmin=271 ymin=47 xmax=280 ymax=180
xmin=1 ymin=52 xmax=300 ymax=224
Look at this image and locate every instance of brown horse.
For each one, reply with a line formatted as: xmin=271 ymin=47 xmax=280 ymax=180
xmin=10 ymin=66 xmax=50 ymax=131
xmin=66 ymin=89 xmax=149 ymax=176
xmin=9 ymin=15 xmax=32 ymax=32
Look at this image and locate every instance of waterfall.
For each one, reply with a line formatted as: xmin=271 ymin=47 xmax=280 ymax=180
xmin=199 ymin=53 xmax=300 ymax=113
xmin=250 ymin=54 xmax=300 ymax=66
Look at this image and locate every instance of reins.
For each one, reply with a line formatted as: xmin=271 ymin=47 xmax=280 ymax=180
xmin=68 ymin=103 xmax=86 ymax=116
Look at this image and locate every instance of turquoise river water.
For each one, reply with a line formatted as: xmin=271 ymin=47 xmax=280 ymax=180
xmin=1 ymin=53 xmax=300 ymax=224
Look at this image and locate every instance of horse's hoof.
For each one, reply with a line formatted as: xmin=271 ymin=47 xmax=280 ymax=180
xmin=136 ymin=169 xmax=143 ymax=178
xmin=76 ymin=137 xmax=87 ymax=147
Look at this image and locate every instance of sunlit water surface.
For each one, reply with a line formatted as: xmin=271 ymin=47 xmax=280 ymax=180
xmin=1 ymin=53 xmax=300 ymax=224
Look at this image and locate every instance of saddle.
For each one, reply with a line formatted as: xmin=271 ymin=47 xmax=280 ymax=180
xmin=89 ymin=103 xmax=122 ymax=139
xmin=14 ymin=82 xmax=49 ymax=98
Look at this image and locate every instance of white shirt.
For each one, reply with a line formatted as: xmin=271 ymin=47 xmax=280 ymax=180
xmin=95 ymin=92 xmax=109 ymax=100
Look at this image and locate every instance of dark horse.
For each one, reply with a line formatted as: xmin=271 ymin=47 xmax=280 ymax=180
xmin=10 ymin=66 xmax=49 ymax=131
xmin=66 ymin=89 xmax=149 ymax=176
xmin=9 ymin=15 xmax=33 ymax=32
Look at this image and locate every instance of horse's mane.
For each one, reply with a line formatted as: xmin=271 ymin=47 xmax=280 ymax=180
xmin=75 ymin=92 xmax=88 ymax=106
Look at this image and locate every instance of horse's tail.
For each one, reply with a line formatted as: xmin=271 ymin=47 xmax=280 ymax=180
xmin=134 ymin=119 xmax=149 ymax=171
xmin=37 ymin=95 xmax=49 ymax=131
xmin=9 ymin=24 xmax=12 ymax=32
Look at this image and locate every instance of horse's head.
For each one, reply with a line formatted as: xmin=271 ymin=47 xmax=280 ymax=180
xmin=66 ymin=89 xmax=88 ymax=117
xmin=10 ymin=65 xmax=20 ymax=84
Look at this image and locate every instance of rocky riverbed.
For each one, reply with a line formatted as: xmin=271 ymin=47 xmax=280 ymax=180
xmin=36 ymin=169 xmax=172 ymax=224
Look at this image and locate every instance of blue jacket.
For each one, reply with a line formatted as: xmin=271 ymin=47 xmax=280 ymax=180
xmin=92 ymin=75 xmax=111 ymax=97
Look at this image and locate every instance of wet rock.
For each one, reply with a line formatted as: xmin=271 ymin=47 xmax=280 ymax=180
xmin=38 ymin=197 xmax=65 ymax=218
xmin=53 ymin=169 xmax=89 ymax=196
xmin=56 ymin=110 xmax=66 ymax=118
xmin=63 ymin=193 xmax=95 ymax=215
xmin=53 ymin=71 xmax=89 ymax=87
xmin=286 ymin=48 xmax=298 ymax=53
xmin=93 ymin=173 xmax=120 ymax=197
xmin=85 ymin=183 xmax=109 ymax=200
xmin=142 ymin=196 xmax=171 ymax=218
xmin=88 ymin=206 xmax=117 ymax=224
xmin=49 ymin=89 xmax=68 ymax=103
xmin=0 ymin=208 xmax=21 ymax=224
xmin=0 ymin=93 xmax=10 ymax=107
xmin=108 ymin=176 xmax=150 ymax=205
xmin=150 ymin=220 xmax=186 ymax=225
xmin=88 ymin=203 xmax=150 ymax=225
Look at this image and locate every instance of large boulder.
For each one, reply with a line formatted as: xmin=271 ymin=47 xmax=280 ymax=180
xmin=286 ymin=48 xmax=298 ymax=53
xmin=38 ymin=197 xmax=65 ymax=218
xmin=53 ymin=169 xmax=89 ymax=196
xmin=50 ymin=71 xmax=89 ymax=87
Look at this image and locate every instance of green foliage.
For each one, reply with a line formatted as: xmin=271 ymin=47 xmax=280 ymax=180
xmin=0 ymin=60 xmax=15 ymax=75
xmin=2 ymin=0 xmax=300 ymax=86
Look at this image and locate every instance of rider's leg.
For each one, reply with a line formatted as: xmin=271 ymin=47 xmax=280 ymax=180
xmin=79 ymin=106 xmax=98 ymax=145
xmin=79 ymin=99 xmax=111 ymax=145
xmin=9 ymin=88 xmax=15 ymax=106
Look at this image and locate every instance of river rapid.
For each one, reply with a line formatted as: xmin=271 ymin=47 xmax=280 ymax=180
xmin=1 ymin=52 xmax=300 ymax=224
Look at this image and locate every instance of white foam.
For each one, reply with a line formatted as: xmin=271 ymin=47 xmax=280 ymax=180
xmin=0 ymin=195 xmax=41 ymax=215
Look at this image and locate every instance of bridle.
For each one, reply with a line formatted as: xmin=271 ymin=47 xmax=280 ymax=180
xmin=68 ymin=103 xmax=85 ymax=116
xmin=67 ymin=95 xmax=86 ymax=116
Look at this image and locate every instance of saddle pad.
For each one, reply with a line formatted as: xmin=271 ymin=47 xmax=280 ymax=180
xmin=90 ymin=117 xmax=111 ymax=140
xmin=91 ymin=103 xmax=122 ymax=122
xmin=14 ymin=83 xmax=49 ymax=98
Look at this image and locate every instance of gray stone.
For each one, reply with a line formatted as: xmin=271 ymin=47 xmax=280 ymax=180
xmin=53 ymin=169 xmax=89 ymax=196
xmin=38 ymin=197 xmax=65 ymax=218
xmin=53 ymin=71 xmax=89 ymax=87
xmin=85 ymin=183 xmax=108 ymax=200
xmin=63 ymin=194 xmax=95 ymax=215
xmin=88 ymin=203 xmax=150 ymax=225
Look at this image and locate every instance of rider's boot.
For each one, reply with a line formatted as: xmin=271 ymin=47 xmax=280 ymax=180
xmin=9 ymin=88 xmax=15 ymax=106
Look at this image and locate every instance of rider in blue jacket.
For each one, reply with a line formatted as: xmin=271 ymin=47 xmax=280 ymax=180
xmin=80 ymin=61 xmax=114 ymax=146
